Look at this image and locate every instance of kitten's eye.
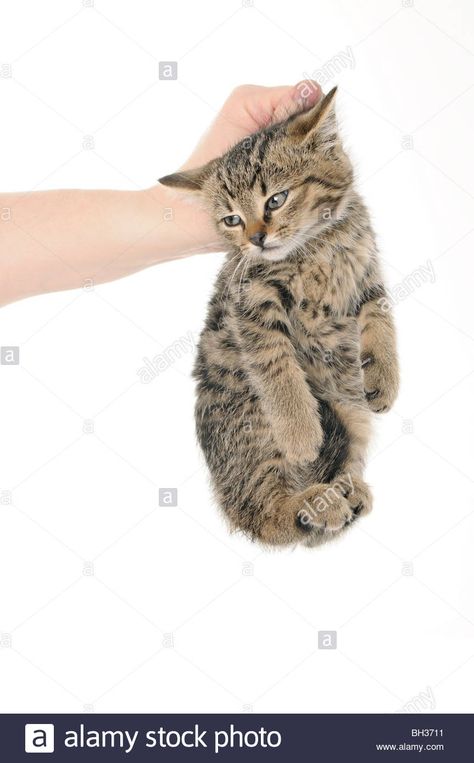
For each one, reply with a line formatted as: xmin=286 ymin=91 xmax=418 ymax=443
xmin=266 ymin=190 xmax=288 ymax=211
xmin=222 ymin=214 xmax=242 ymax=227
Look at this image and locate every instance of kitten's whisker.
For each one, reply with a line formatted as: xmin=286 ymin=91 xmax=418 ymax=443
xmin=238 ymin=255 xmax=252 ymax=301
xmin=225 ymin=254 xmax=246 ymax=298
xmin=224 ymin=251 xmax=241 ymax=272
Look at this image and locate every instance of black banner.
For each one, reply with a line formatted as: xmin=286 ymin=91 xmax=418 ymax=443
xmin=1 ymin=713 xmax=471 ymax=761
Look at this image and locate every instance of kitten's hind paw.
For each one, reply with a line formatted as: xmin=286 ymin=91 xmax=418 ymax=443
xmin=295 ymin=483 xmax=353 ymax=535
xmin=341 ymin=475 xmax=373 ymax=518
xmin=294 ymin=477 xmax=372 ymax=546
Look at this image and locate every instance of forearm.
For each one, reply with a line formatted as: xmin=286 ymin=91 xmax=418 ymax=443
xmin=0 ymin=185 xmax=219 ymax=305
xmin=0 ymin=81 xmax=320 ymax=306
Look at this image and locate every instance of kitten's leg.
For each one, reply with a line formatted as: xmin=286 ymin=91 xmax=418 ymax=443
xmin=356 ymin=286 xmax=399 ymax=413
xmin=200 ymin=390 xmax=357 ymax=546
xmin=234 ymin=284 xmax=323 ymax=464
xmin=221 ymin=453 xmax=356 ymax=546
xmin=238 ymin=402 xmax=372 ymax=546
xmin=329 ymin=401 xmax=373 ymax=518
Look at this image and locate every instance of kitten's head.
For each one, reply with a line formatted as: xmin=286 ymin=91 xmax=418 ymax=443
xmin=160 ymin=87 xmax=353 ymax=262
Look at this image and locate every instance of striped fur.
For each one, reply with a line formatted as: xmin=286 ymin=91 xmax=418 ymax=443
xmin=160 ymin=89 xmax=399 ymax=547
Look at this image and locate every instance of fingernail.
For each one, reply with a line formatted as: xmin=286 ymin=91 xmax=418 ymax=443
xmin=293 ymin=79 xmax=321 ymax=110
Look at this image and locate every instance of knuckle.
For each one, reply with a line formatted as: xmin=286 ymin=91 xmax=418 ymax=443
xmin=230 ymin=84 xmax=257 ymax=99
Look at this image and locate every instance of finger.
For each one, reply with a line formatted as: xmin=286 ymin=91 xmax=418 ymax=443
xmin=271 ymin=79 xmax=322 ymax=124
xmin=238 ymin=81 xmax=322 ymax=132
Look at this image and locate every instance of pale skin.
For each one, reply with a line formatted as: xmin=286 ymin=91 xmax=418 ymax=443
xmin=0 ymin=81 xmax=322 ymax=306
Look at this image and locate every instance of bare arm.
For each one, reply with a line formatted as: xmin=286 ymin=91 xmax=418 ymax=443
xmin=0 ymin=81 xmax=321 ymax=306
xmin=0 ymin=185 xmax=217 ymax=305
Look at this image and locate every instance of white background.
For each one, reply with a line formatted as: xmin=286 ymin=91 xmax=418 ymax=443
xmin=0 ymin=0 xmax=473 ymax=714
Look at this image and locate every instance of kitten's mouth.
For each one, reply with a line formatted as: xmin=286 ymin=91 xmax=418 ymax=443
xmin=246 ymin=243 xmax=287 ymax=262
xmin=247 ymin=242 xmax=282 ymax=256
xmin=244 ymin=238 xmax=300 ymax=262
xmin=256 ymin=241 xmax=299 ymax=262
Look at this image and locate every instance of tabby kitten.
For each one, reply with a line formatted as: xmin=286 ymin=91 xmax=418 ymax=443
xmin=160 ymin=87 xmax=399 ymax=547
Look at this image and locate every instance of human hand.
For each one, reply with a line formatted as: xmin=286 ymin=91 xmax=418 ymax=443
xmin=0 ymin=83 xmax=323 ymax=304
xmin=181 ymin=80 xmax=322 ymax=170
xmin=148 ymin=80 xmax=323 ymax=259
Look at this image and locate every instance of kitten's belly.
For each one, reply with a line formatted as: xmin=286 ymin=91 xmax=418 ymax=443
xmin=294 ymin=316 xmax=365 ymax=404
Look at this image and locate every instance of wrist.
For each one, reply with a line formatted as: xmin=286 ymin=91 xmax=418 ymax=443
xmin=140 ymin=184 xmax=221 ymax=263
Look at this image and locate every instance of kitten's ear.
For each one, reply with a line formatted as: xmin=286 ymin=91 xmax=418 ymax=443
xmin=159 ymin=161 xmax=214 ymax=193
xmin=286 ymin=86 xmax=338 ymax=144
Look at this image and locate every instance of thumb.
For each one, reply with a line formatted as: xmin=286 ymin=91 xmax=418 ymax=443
xmin=272 ymin=80 xmax=322 ymax=124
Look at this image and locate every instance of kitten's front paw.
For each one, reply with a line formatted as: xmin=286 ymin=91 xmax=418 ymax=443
xmin=281 ymin=417 xmax=324 ymax=465
xmin=362 ymin=353 xmax=399 ymax=413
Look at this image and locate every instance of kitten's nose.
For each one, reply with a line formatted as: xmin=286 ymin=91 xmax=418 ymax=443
xmin=249 ymin=231 xmax=267 ymax=248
